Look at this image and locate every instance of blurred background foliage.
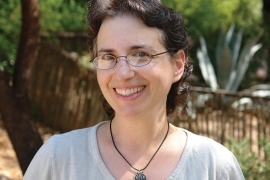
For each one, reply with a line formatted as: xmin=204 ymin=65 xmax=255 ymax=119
xmin=163 ymin=0 xmax=267 ymax=90
xmin=0 ymin=0 xmax=87 ymax=74
xmin=39 ymin=0 xmax=86 ymax=32
xmin=228 ymin=137 xmax=270 ymax=180
xmin=0 ymin=0 xmax=21 ymax=74
xmin=0 ymin=0 xmax=267 ymax=84
xmin=163 ymin=0 xmax=262 ymax=37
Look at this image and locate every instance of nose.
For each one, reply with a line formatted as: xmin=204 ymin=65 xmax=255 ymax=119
xmin=114 ymin=56 xmax=135 ymax=81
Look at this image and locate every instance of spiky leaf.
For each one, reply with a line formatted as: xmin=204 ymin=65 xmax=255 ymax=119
xmin=216 ymin=28 xmax=225 ymax=65
xmin=225 ymin=23 xmax=235 ymax=45
xmin=197 ymin=35 xmax=218 ymax=91
xmin=217 ymin=44 xmax=232 ymax=89
xmin=231 ymin=26 xmax=244 ymax=70
xmin=230 ymin=41 xmax=262 ymax=91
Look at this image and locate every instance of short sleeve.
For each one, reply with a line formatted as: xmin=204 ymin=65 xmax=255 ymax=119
xmin=23 ymin=136 xmax=56 ymax=180
xmin=220 ymin=152 xmax=245 ymax=180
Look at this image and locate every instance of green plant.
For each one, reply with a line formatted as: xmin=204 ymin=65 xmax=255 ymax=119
xmin=40 ymin=0 xmax=87 ymax=32
xmin=228 ymin=137 xmax=270 ymax=180
xmin=162 ymin=0 xmax=262 ymax=38
xmin=0 ymin=0 xmax=21 ymax=74
xmin=197 ymin=24 xmax=262 ymax=91
xmin=0 ymin=0 xmax=87 ymax=74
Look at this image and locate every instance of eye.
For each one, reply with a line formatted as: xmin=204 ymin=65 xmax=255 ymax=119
xmin=130 ymin=51 xmax=150 ymax=58
xmin=137 ymin=51 xmax=148 ymax=57
xmin=100 ymin=54 xmax=115 ymax=60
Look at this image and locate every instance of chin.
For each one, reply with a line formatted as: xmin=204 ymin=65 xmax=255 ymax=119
xmin=115 ymin=108 xmax=141 ymax=118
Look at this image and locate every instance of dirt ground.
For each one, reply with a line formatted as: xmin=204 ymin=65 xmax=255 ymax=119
xmin=0 ymin=120 xmax=57 ymax=180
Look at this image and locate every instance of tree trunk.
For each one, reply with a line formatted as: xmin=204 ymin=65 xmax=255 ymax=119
xmin=263 ymin=0 xmax=270 ymax=41
xmin=0 ymin=0 xmax=43 ymax=174
xmin=263 ymin=0 xmax=270 ymax=81
xmin=263 ymin=0 xmax=270 ymax=25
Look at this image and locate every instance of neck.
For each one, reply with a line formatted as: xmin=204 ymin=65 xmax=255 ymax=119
xmin=110 ymin=119 xmax=169 ymax=173
xmin=111 ymin=112 xmax=169 ymax=151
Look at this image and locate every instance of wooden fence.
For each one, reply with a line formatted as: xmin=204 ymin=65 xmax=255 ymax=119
xmin=32 ymin=42 xmax=106 ymax=131
xmin=41 ymin=32 xmax=88 ymax=55
xmin=32 ymin=41 xmax=270 ymax=155
xmin=174 ymin=87 xmax=270 ymax=155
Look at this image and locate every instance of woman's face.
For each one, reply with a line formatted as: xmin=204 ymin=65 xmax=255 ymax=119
xmin=96 ymin=15 xmax=184 ymax=117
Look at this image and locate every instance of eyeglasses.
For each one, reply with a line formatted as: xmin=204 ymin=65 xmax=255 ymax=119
xmin=90 ymin=51 xmax=169 ymax=70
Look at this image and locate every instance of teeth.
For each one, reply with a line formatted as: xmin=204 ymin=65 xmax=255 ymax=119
xmin=126 ymin=89 xmax=131 ymax=95
xmin=116 ymin=86 xmax=144 ymax=96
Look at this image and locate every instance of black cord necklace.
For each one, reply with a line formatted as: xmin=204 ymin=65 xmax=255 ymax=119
xmin=110 ymin=119 xmax=170 ymax=180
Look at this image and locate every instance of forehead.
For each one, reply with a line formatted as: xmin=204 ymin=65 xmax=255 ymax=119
xmin=96 ymin=15 xmax=165 ymax=52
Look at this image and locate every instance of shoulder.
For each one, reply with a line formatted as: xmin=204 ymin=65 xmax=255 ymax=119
xmin=24 ymin=122 xmax=105 ymax=180
xmin=181 ymin=129 xmax=245 ymax=179
xmin=183 ymin=129 xmax=233 ymax=157
xmin=51 ymin=126 xmax=93 ymax=145
xmin=47 ymin=122 xmax=104 ymax=156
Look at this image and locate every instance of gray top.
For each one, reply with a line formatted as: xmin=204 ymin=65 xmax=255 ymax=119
xmin=23 ymin=122 xmax=245 ymax=180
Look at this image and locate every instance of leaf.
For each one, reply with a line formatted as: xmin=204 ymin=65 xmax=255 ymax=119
xmin=197 ymin=35 xmax=218 ymax=91
xmin=231 ymin=26 xmax=244 ymax=70
xmin=216 ymin=27 xmax=225 ymax=65
xmin=206 ymin=61 xmax=219 ymax=91
xmin=217 ymin=44 xmax=232 ymax=89
xmin=225 ymin=23 xmax=235 ymax=46
xmin=197 ymin=49 xmax=210 ymax=85
xmin=230 ymin=41 xmax=262 ymax=91
xmin=225 ymin=69 xmax=237 ymax=91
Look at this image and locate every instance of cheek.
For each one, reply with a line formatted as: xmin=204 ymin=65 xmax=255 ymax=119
xmin=96 ymin=71 xmax=102 ymax=84
xmin=96 ymin=71 xmax=107 ymax=91
xmin=152 ymin=64 xmax=175 ymax=83
xmin=147 ymin=69 xmax=173 ymax=91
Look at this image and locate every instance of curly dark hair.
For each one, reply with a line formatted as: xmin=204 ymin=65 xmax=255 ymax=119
xmin=86 ymin=0 xmax=193 ymax=119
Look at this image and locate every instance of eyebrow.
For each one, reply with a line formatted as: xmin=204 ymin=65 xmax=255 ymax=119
xmin=130 ymin=44 xmax=155 ymax=51
xmin=98 ymin=48 xmax=114 ymax=54
xmin=97 ymin=44 xmax=156 ymax=54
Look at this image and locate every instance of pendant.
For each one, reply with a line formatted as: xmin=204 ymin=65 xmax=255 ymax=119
xmin=134 ymin=171 xmax=146 ymax=180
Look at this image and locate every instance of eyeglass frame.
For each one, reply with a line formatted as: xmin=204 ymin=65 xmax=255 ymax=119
xmin=90 ymin=51 xmax=170 ymax=70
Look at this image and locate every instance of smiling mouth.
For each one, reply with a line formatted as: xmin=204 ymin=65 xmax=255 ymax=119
xmin=115 ymin=86 xmax=145 ymax=96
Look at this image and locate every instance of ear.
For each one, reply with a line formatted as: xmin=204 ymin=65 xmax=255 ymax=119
xmin=172 ymin=49 xmax=185 ymax=83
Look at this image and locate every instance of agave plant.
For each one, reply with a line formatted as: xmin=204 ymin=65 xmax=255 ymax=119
xmin=197 ymin=24 xmax=262 ymax=91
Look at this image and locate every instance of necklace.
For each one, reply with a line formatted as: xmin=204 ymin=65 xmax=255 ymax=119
xmin=110 ymin=119 xmax=170 ymax=180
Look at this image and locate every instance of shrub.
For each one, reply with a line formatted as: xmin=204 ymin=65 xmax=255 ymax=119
xmin=228 ymin=137 xmax=270 ymax=180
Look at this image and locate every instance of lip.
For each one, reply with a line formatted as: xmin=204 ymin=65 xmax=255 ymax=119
xmin=114 ymin=85 xmax=146 ymax=98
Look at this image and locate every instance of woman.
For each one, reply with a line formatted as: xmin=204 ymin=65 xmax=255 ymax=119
xmin=23 ymin=0 xmax=245 ymax=179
